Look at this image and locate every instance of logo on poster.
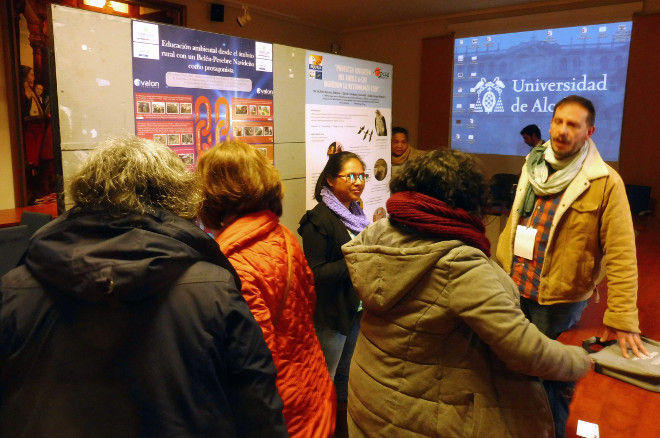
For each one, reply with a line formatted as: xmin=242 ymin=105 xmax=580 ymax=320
xmin=374 ymin=67 xmax=390 ymax=79
xmin=308 ymin=54 xmax=323 ymax=70
xmin=257 ymin=88 xmax=273 ymax=95
xmin=473 ymin=77 xmax=505 ymax=113
xmin=134 ymin=78 xmax=160 ymax=88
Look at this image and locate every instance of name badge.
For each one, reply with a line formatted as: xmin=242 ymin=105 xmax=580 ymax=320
xmin=514 ymin=225 xmax=537 ymax=260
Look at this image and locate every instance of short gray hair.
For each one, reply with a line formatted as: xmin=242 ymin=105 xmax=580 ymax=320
xmin=69 ymin=136 xmax=200 ymax=219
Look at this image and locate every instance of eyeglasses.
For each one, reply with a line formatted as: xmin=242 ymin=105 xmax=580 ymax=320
xmin=335 ymin=173 xmax=369 ymax=183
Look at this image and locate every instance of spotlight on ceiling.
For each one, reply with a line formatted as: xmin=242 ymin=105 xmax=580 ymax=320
xmin=237 ymin=5 xmax=251 ymax=28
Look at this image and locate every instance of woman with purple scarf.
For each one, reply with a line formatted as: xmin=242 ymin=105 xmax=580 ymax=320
xmin=298 ymin=152 xmax=371 ymax=424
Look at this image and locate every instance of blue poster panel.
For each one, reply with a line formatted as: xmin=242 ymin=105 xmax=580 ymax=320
xmin=131 ymin=21 xmax=274 ymax=167
xmin=451 ymin=22 xmax=632 ymax=161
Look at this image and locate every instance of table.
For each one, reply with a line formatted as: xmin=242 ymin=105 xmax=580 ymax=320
xmin=0 ymin=203 xmax=59 ymax=228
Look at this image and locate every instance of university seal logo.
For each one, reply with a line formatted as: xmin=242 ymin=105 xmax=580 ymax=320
xmin=474 ymin=77 xmax=505 ymax=113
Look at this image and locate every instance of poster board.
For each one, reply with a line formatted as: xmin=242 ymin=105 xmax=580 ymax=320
xmin=51 ymin=5 xmax=134 ymax=185
xmin=131 ymin=21 xmax=274 ymax=167
xmin=52 ymin=5 xmax=273 ymax=173
xmin=50 ymin=5 xmax=392 ymax=232
xmin=305 ymin=52 xmax=393 ymax=221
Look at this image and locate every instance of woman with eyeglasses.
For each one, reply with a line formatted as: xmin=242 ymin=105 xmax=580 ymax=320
xmin=298 ymin=151 xmax=370 ymax=432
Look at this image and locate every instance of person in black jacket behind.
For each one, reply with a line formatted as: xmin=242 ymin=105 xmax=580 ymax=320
xmin=298 ymin=152 xmax=370 ymax=417
xmin=0 ymin=136 xmax=287 ymax=438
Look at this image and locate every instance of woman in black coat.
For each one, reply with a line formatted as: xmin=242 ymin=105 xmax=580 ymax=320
xmin=298 ymin=151 xmax=370 ymax=405
xmin=0 ymin=137 xmax=287 ymax=438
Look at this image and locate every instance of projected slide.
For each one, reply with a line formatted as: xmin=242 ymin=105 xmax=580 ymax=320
xmin=451 ymin=22 xmax=632 ymax=161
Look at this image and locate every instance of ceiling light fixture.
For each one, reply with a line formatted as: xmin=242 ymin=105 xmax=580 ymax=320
xmin=236 ymin=5 xmax=251 ymax=28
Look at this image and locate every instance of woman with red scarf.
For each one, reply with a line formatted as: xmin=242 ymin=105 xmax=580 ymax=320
xmin=342 ymin=149 xmax=592 ymax=438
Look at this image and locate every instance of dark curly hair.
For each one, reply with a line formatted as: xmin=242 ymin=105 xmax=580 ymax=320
xmin=520 ymin=124 xmax=541 ymax=137
xmin=389 ymin=149 xmax=489 ymax=215
xmin=314 ymin=151 xmax=366 ymax=202
xmin=392 ymin=126 xmax=408 ymax=140
xmin=69 ymin=136 xmax=200 ymax=219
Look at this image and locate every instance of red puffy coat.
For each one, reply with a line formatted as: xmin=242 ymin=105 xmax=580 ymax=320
xmin=216 ymin=210 xmax=335 ymax=437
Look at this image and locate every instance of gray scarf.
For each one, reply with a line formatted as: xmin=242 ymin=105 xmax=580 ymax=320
xmin=518 ymin=139 xmax=591 ymax=217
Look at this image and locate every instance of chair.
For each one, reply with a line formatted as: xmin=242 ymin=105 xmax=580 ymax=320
xmin=489 ymin=173 xmax=519 ymax=209
xmin=20 ymin=211 xmax=52 ymax=238
xmin=0 ymin=225 xmax=30 ymax=277
xmin=625 ymin=184 xmax=652 ymax=216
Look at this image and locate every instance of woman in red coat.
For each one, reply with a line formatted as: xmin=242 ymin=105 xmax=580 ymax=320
xmin=197 ymin=141 xmax=335 ymax=438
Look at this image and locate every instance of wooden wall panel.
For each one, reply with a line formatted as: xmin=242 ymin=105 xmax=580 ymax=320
xmin=418 ymin=35 xmax=453 ymax=150
xmin=619 ymin=13 xmax=660 ymax=215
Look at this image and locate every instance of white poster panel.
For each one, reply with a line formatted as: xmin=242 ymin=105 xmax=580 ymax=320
xmin=305 ymin=52 xmax=392 ymax=222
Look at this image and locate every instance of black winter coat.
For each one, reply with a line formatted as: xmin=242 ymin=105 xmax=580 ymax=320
xmin=298 ymin=202 xmax=360 ymax=335
xmin=0 ymin=207 xmax=287 ymax=438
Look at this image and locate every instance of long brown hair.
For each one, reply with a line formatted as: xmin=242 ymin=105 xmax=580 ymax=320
xmin=197 ymin=141 xmax=283 ymax=229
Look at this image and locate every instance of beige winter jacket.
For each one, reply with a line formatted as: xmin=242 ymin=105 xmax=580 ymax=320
xmin=496 ymin=141 xmax=640 ymax=332
xmin=342 ymin=219 xmax=591 ymax=437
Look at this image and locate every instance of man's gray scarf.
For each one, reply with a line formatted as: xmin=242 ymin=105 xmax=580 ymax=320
xmin=518 ymin=138 xmax=591 ymax=217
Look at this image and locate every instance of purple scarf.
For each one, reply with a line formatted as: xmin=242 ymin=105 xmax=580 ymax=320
xmin=321 ymin=186 xmax=370 ymax=234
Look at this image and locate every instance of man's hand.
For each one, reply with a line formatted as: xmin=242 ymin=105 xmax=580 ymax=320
xmin=600 ymin=327 xmax=650 ymax=359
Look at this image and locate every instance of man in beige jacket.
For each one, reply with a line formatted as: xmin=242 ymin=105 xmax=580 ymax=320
xmin=496 ymin=95 xmax=647 ymax=438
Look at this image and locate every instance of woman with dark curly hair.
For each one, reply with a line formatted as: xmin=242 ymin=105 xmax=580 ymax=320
xmin=342 ymin=149 xmax=592 ymax=437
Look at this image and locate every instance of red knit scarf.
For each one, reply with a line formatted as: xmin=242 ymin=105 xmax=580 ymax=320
xmin=386 ymin=191 xmax=491 ymax=257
